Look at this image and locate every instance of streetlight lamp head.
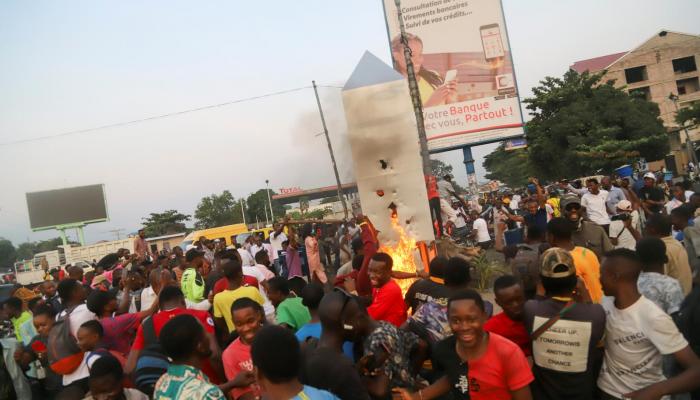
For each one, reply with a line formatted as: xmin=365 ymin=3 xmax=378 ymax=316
xmin=669 ymin=93 xmax=679 ymax=102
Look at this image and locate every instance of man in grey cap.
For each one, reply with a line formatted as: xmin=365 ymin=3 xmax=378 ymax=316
xmin=560 ymin=194 xmax=613 ymax=260
xmin=523 ymin=247 xmax=605 ymax=400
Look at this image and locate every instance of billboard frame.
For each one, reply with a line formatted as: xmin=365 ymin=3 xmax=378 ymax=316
xmin=26 ymin=184 xmax=109 ymax=245
xmin=383 ymin=0 xmax=526 ymax=154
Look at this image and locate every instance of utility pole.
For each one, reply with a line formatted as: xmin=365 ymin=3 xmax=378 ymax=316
xmin=265 ymin=179 xmax=275 ymax=223
xmin=312 ymin=80 xmax=349 ymax=219
xmin=394 ymin=0 xmax=431 ymax=176
xmin=669 ymin=93 xmax=698 ymax=167
xmin=240 ymin=198 xmax=247 ymax=226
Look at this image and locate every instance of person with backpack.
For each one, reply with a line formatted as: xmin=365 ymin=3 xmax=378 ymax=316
xmin=523 ymin=248 xmax=605 ymax=400
xmin=125 ymin=286 xmax=223 ymax=396
xmin=47 ymin=279 xmax=96 ymax=391
xmin=59 ymin=320 xmax=106 ymax=397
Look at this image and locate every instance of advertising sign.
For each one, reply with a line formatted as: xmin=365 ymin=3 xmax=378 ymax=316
xmin=26 ymin=184 xmax=108 ymax=230
xmin=382 ymin=0 xmax=524 ymax=151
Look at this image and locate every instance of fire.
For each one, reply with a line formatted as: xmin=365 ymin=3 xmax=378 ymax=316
xmin=379 ymin=214 xmax=418 ymax=295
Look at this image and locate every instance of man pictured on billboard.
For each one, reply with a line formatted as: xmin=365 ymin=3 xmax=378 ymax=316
xmin=391 ymin=33 xmax=458 ymax=107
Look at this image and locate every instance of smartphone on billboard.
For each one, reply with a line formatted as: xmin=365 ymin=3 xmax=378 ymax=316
xmin=480 ymin=23 xmax=505 ymax=60
xmin=444 ymin=69 xmax=458 ymax=83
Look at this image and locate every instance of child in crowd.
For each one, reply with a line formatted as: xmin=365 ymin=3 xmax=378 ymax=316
xmin=84 ymin=355 xmax=147 ymax=400
xmin=251 ymin=325 xmax=339 ymax=399
xmin=222 ymin=298 xmax=266 ymax=399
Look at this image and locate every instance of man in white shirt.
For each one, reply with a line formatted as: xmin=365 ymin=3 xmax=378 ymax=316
xmin=509 ymin=192 xmax=521 ymax=212
xmin=269 ymin=220 xmax=289 ymax=271
xmin=242 ymin=262 xmax=275 ymax=320
xmin=469 ymin=210 xmax=491 ymax=249
xmin=597 ymin=249 xmax=700 ymax=399
xmin=608 ymin=200 xmax=641 ymax=250
xmin=56 ymin=279 xmax=96 ymax=337
xmin=581 ymin=178 xmax=612 ymax=232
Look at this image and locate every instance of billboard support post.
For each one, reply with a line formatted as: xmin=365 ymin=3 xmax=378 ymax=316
xmin=462 ymin=146 xmax=478 ymax=195
xmin=55 ymin=223 xmax=86 ymax=246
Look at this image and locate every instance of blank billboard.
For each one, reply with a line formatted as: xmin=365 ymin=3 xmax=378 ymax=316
xmin=26 ymin=184 xmax=108 ymax=230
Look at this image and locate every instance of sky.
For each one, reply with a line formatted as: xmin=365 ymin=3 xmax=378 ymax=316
xmin=0 ymin=0 xmax=698 ymax=246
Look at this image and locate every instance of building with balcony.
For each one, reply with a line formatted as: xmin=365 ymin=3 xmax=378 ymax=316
xmin=570 ymin=30 xmax=700 ymax=173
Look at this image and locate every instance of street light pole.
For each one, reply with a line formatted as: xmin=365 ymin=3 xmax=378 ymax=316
xmin=265 ymin=179 xmax=274 ymax=224
xmin=240 ymin=198 xmax=247 ymax=226
xmin=312 ymin=80 xmax=349 ymax=219
xmin=394 ymin=0 xmax=431 ymax=176
xmin=669 ymin=93 xmax=698 ymax=168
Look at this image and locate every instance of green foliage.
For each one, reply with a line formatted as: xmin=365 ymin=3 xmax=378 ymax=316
xmin=194 ymin=190 xmax=239 ymax=229
xmin=142 ymin=210 xmax=191 ymax=237
xmin=245 ymin=189 xmax=285 ymax=225
xmin=471 ymin=252 xmax=507 ymax=291
xmin=13 ymin=238 xmax=75 ymax=261
xmin=676 ymin=102 xmax=700 ymax=127
xmin=0 ymin=238 xmax=16 ymax=268
xmin=286 ymin=208 xmax=330 ymax=220
xmin=483 ymin=144 xmax=533 ymax=187
xmin=526 ymin=70 xmax=668 ymax=180
xmin=485 ymin=70 xmax=669 ymax=183
xmin=430 ymin=159 xmax=453 ymax=178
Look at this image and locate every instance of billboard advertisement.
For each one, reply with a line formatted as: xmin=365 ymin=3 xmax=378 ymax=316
xmin=382 ymin=0 xmax=524 ymax=151
xmin=26 ymin=184 xmax=108 ymax=230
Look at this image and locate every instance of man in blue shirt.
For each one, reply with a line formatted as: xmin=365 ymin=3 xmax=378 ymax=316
xmin=602 ymin=176 xmax=627 ymax=216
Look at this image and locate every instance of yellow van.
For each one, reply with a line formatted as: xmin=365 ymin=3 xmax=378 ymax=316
xmin=180 ymin=224 xmax=274 ymax=249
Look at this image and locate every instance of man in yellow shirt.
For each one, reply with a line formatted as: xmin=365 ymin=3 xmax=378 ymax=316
xmin=212 ymin=258 xmax=264 ymax=334
xmin=547 ymin=217 xmax=603 ymax=302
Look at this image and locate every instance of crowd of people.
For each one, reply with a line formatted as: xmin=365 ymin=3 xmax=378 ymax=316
xmin=1 ymin=169 xmax=700 ymax=399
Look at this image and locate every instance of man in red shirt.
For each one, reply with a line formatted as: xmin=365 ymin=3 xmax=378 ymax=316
xmin=484 ymin=275 xmax=531 ymax=356
xmin=124 ymin=286 xmax=224 ymax=384
xmin=365 ymin=252 xmax=407 ymax=327
xmin=425 ymin=174 xmax=443 ymax=237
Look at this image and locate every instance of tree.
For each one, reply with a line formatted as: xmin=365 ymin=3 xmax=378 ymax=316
xmin=494 ymin=70 xmax=668 ymax=181
xmin=676 ymin=102 xmax=700 ymax=127
xmin=430 ymin=159 xmax=453 ymax=179
xmin=245 ymin=189 xmax=286 ymax=225
xmin=483 ymin=144 xmax=533 ymax=187
xmin=0 ymin=238 xmax=16 ymax=268
xmin=142 ymin=210 xmax=191 ymax=237
xmin=194 ymin=190 xmax=238 ymax=229
xmin=14 ymin=237 xmax=75 ymax=261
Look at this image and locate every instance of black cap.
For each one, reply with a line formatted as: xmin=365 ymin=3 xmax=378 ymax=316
xmin=185 ymin=248 xmax=205 ymax=262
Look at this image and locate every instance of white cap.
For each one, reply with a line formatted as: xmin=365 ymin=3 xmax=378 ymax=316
xmin=616 ymin=200 xmax=633 ymax=211
xmin=643 ymin=172 xmax=656 ymax=180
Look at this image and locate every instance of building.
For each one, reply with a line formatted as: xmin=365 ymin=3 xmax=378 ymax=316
xmin=570 ymin=30 xmax=700 ymax=173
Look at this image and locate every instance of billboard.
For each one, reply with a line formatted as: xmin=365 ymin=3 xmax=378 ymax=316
xmin=26 ymin=184 xmax=108 ymax=230
xmin=382 ymin=0 xmax=524 ymax=151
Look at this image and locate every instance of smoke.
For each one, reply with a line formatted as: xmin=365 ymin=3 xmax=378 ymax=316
xmin=289 ymin=85 xmax=356 ymax=185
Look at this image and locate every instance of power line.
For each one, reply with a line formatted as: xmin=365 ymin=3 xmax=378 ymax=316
xmin=0 ymin=85 xmax=341 ymax=147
